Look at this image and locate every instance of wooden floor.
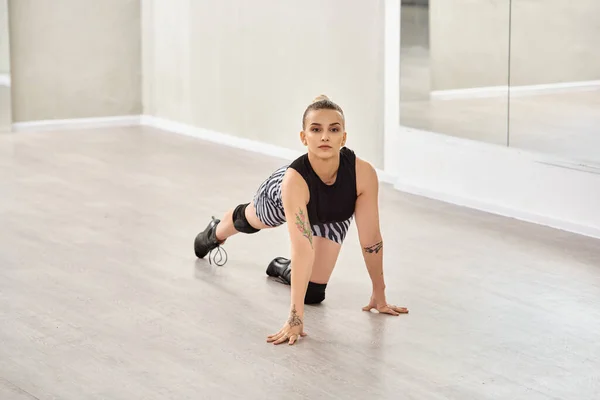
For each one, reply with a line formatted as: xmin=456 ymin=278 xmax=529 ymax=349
xmin=1 ymin=126 xmax=599 ymax=399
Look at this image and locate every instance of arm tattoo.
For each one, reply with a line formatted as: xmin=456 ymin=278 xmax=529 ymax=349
xmin=288 ymin=304 xmax=303 ymax=327
xmin=294 ymin=208 xmax=313 ymax=248
xmin=363 ymin=241 xmax=383 ymax=254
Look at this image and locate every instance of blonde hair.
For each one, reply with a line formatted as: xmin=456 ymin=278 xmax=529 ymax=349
xmin=303 ymin=94 xmax=344 ymax=129
xmin=312 ymin=94 xmax=331 ymax=103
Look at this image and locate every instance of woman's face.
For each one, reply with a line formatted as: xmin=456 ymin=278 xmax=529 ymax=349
xmin=300 ymin=109 xmax=346 ymax=159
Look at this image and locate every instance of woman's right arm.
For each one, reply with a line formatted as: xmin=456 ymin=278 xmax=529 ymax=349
xmin=266 ymin=169 xmax=314 ymax=345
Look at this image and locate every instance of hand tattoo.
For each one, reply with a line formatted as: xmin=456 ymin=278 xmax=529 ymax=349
xmin=288 ymin=304 xmax=303 ymax=327
xmin=363 ymin=241 xmax=383 ymax=254
xmin=294 ymin=208 xmax=313 ymax=248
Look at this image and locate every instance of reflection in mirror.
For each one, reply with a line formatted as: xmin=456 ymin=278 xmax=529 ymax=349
xmin=400 ymin=0 xmax=511 ymax=146
xmin=508 ymin=1 xmax=600 ymax=165
xmin=0 ymin=0 xmax=10 ymax=133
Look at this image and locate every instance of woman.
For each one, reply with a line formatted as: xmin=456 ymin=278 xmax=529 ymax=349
xmin=194 ymin=95 xmax=408 ymax=346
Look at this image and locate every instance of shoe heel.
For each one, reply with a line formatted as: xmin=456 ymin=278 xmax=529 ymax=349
xmin=194 ymin=217 xmax=222 ymax=259
xmin=266 ymin=257 xmax=291 ymax=277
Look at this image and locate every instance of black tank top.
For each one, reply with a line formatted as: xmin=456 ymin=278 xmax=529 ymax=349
xmin=288 ymin=147 xmax=357 ymax=225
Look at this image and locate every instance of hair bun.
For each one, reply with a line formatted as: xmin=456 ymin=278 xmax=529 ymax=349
xmin=312 ymin=94 xmax=330 ymax=103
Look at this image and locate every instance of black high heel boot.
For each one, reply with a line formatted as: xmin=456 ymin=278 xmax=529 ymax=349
xmin=266 ymin=257 xmax=291 ymax=285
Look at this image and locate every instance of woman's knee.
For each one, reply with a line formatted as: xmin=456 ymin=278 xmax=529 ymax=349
xmin=232 ymin=203 xmax=261 ymax=234
xmin=304 ymin=281 xmax=327 ymax=304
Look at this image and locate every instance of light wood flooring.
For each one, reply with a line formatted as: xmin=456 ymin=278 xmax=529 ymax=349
xmin=1 ymin=126 xmax=599 ymax=399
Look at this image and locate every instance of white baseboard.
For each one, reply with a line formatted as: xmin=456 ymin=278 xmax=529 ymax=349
xmin=431 ymin=80 xmax=600 ymax=100
xmin=0 ymin=73 xmax=10 ymax=87
xmin=141 ymin=115 xmax=302 ymax=161
xmin=12 ymin=115 xmax=141 ymax=132
xmin=141 ymin=115 xmax=395 ymax=184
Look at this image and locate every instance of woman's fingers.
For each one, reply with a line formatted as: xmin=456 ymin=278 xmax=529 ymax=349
xmin=267 ymin=329 xmax=284 ymax=342
xmin=273 ymin=332 xmax=290 ymax=345
xmin=381 ymin=306 xmax=400 ymax=316
xmin=363 ymin=303 xmax=409 ymax=315
xmin=266 ymin=330 xmax=280 ymax=340
xmin=267 ymin=325 xmax=306 ymax=345
xmin=392 ymin=305 xmax=409 ymax=314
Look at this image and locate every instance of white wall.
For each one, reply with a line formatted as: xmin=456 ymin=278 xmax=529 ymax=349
xmin=142 ymin=0 xmax=386 ymax=168
xmin=8 ymin=0 xmax=141 ymax=122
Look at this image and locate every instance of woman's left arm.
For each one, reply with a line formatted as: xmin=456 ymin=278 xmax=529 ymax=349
xmin=354 ymin=159 xmax=408 ymax=316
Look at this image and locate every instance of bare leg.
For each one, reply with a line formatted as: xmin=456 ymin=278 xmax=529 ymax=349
xmin=215 ymin=201 xmax=272 ymax=242
xmin=266 ymin=236 xmax=342 ymax=284
xmin=309 ymin=236 xmax=343 ymax=284
xmin=213 ymin=208 xmax=237 ymax=242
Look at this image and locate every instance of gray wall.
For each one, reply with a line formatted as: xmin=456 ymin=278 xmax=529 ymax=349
xmin=8 ymin=0 xmax=142 ymax=122
xmin=142 ymin=0 xmax=386 ymax=168
xmin=430 ymin=0 xmax=600 ymax=90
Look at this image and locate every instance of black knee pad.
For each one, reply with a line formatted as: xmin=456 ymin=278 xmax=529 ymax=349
xmin=232 ymin=203 xmax=260 ymax=234
xmin=304 ymin=281 xmax=327 ymax=304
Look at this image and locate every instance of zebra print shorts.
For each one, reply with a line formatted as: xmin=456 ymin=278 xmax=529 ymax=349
xmin=252 ymin=165 xmax=353 ymax=245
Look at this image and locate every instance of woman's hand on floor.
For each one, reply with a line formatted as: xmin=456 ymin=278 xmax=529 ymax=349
xmin=267 ymin=307 xmax=307 ymax=345
xmin=362 ymin=292 xmax=409 ymax=316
